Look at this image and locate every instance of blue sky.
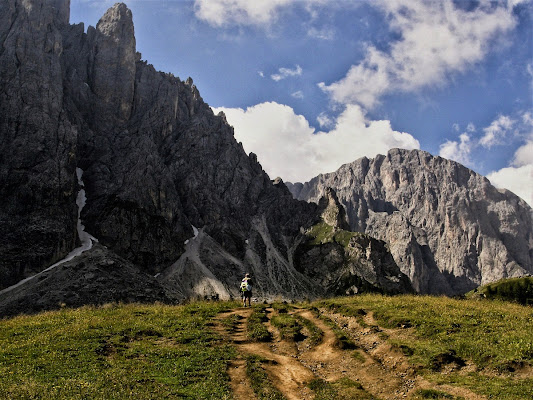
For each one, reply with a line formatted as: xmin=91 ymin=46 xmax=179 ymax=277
xmin=71 ymin=0 xmax=533 ymax=206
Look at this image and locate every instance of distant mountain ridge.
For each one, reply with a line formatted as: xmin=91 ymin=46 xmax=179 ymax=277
xmin=287 ymin=148 xmax=533 ymax=295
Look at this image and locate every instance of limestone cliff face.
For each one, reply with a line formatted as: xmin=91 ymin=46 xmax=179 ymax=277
xmin=0 ymin=0 xmax=78 ymax=287
xmin=287 ymin=149 xmax=533 ymax=295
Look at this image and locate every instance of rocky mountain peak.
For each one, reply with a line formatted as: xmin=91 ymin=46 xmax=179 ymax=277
xmin=88 ymin=2 xmax=136 ymax=123
xmin=318 ymin=187 xmax=350 ymax=231
xmin=289 ymin=148 xmax=533 ymax=295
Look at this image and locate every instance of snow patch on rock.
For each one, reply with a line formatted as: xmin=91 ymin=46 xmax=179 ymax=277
xmin=0 ymin=168 xmax=97 ymax=295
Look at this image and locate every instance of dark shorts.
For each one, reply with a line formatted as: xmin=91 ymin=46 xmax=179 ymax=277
xmin=243 ymin=290 xmax=252 ymax=299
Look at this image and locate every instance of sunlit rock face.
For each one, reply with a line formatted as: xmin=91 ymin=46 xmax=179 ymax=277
xmin=287 ymin=148 xmax=533 ymax=295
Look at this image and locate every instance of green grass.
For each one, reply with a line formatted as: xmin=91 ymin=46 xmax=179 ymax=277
xmin=247 ymin=305 xmax=272 ymax=342
xmin=245 ymin=354 xmax=285 ymax=400
xmin=316 ymin=294 xmax=533 ymax=399
xmin=308 ymin=377 xmax=373 ymax=400
xmin=411 ymin=388 xmax=462 ymax=399
xmin=3 ymin=294 xmax=531 ymax=399
xmin=270 ymin=314 xmax=304 ymax=341
xmin=221 ymin=313 xmax=243 ymax=333
xmin=466 ymin=276 xmax=533 ymax=305
xmin=0 ymin=302 xmax=239 ymax=399
xmin=294 ymin=314 xmax=323 ymax=346
xmin=307 ymin=222 xmax=335 ymax=245
xmin=271 ymin=302 xmax=292 ymax=313
xmin=305 ymin=222 xmax=367 ymax=248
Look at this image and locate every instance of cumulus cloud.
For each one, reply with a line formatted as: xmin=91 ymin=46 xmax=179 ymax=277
xmin=480 ymin=115 xmax=515 ymax=148
xmin=193 ymin=0 xmax=294 ymax=27
xmin=512 ymin=140 xmax=533 ymax=167
xmin=212 ymin=102 xmax=419 ymax=182
xmin=271 ymin=65 xmax=303 ymax=81
xmin=319 ymin=0 xmax=520 ymax=109
xmin=486 ymin=112 xmax=533 ymax=207
xmin=487 ymin=165 xmax=533 ymax=207
xmin=439 ymin=133 xmax=473 ymax=166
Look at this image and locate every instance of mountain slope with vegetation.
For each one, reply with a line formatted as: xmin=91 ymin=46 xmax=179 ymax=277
xmin=466 ymin=276 xmax=533 ymax=305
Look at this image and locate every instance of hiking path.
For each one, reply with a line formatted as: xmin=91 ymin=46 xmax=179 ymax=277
xmin=213 ymin=305 xmax=486 ymax=400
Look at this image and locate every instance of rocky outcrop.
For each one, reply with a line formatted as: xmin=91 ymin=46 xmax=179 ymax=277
xmin=294 ymin=187 xmax=413 ymax=296
xmin=287 ymin=149 xmax=533 ymax=295
xmin=0 ymin=244 xmax=170 ymax=317
xmin=0 ymin=0 xmax=79 ymax=287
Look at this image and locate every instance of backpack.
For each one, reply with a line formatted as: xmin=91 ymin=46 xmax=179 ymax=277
xmin=240 ymin=279 xmax=251 ymax=292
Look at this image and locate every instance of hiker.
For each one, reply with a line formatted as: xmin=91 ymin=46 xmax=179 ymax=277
xmin=240 ymin=273 xmax=252 ymax=307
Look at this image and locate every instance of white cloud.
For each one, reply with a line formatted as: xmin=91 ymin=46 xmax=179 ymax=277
xmin=291 ymin=90 xmax=304 ymax=99
xmin=193 ymin=0 xmax=294 ymax=27
xmin=439 ymin=133 xmax=472 ymax=166
xmin=512 ymin=140 xmax=533 ymax=167
xmin=193 ymin=0 xmax=327 ymax=27
xmin=319 ymin=0 xmax=520 ymax=109
xmin=486 ymin=114 xmax=533 ymax=207
xmin=522 ymin=111 xmax=533 ymax=126
xmin=479 ymin=115 xmax=515 ymax=148
xmin=317 ymin=112 xmax=334 ymax=129
xmin=307 ymin=26 xmax=335 ymax=40
xmin=213 ymin=102 xmax=419 ymax=182
xmin=487 ymin=165 xmax=533 ymax=207
xmin=271 ymin=65 xmax=302 ymax=81
xmin=258 ymin=71 xmax=265 ymax=78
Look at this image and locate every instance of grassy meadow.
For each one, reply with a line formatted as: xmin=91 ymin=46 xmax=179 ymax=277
xmin=1 ymin=294 xmax=532 ymax=399
xmin=317 ymin=294 xmax=533 ymax=399
xmin=0 ymin=301 xmax=239 ymax=399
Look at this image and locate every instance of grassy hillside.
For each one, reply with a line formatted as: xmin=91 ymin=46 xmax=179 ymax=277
xmin=466 ymin=276 xmax=533 ymax=305
xmin=1 ymin=295 xmax=532 ymax=399
xmin=0 ymin=302 xmax=239 ymax=399
xmin=317 ymin=295 xmax=533 ymax=399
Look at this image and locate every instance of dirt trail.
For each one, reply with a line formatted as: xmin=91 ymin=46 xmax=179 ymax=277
xmin=215 ymin=308 xmax=256 ymax=399
xmin=214 ymin=306 xmax=487 ymax=400
xmin=323 ymin=310 xmax=487 ymax=400
xmin=215 ymin=307 xmax=315 ymax=400
xmin=297 ymin=309 xmax=409 ymax=399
